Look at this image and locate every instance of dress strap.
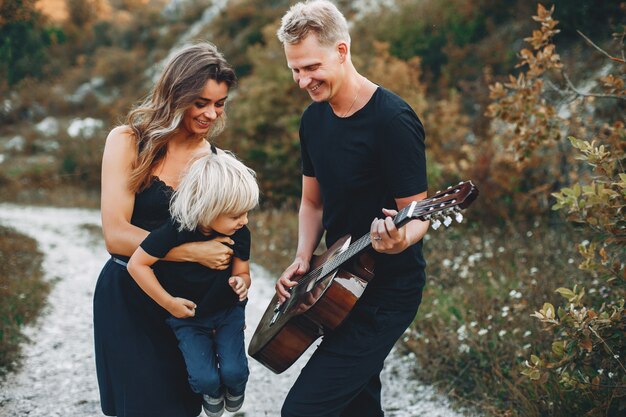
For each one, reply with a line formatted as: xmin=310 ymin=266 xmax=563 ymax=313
xmin=210 ymin=143 xmax=217 ymax=154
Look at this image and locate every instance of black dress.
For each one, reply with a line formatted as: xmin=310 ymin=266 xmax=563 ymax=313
xmin=93 ymin=178 xmax=201 ymax=417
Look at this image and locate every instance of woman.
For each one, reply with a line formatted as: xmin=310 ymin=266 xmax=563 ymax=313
xmin=93 ymin=42 xmax=237 ymax=417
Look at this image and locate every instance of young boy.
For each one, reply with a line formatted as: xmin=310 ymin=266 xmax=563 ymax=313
xmin=127 ymin=149 xmax=259 ymax=417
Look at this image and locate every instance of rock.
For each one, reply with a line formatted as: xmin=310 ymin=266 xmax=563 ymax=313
xmin=5 ymin=135 xmax=25 ymax=152
xmin=35 ymin=117 xmax=60 ymax=137
xmin=67 ymin=118 xmax=104 ymax=138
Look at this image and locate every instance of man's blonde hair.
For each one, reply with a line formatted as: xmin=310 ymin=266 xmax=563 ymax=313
xmin=170 ymin=151 xmax=259 ymax=231
xmin=276 ymin=0 xmax=350 ymax=46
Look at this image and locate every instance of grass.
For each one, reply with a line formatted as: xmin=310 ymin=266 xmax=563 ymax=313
xmin=406 ymin=219 xmax=596 ymax=416
xmin=0 ymin=225 xmax=49 ymax=376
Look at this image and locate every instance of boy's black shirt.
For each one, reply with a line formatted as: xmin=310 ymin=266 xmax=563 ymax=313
xmin=140 ymin=218 xmax=250 ymax=316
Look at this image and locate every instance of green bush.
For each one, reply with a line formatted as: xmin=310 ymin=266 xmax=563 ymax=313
xmin=0 ymin=0 xmax=60 ymax=87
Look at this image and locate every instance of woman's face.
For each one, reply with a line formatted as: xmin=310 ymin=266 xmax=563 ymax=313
xmin=180 ymin=79 xmax=230 ymax=137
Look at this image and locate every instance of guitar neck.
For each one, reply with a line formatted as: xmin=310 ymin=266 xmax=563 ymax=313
xmin=297 ymin=181 xmax=478 ymax=288
xmin=277 ymin=181 xmax=477 ymax=320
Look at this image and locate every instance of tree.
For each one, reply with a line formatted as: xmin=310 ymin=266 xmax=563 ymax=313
xmin=0 ymin=0 xmax=55 ymax=87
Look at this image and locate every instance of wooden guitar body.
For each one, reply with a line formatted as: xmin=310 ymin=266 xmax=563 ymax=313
xmin=248 ymin=235 xmax=375 ymax=374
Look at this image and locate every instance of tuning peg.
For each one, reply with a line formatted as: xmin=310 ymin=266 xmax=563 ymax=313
xmin=455 ymin=212 xmax=464 ymax=223
xmin=431 ymin=219 xmax=441 ymax=230
xmin=443 ymin=216 xmax=452 ymax=227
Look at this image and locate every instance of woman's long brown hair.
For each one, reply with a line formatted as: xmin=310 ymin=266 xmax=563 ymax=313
xmin=126 ymin=42 xmax=236 ymax=193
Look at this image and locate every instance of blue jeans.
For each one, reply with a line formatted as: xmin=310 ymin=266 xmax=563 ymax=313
xmin=166 ymin=300 xmax=249 ymax=398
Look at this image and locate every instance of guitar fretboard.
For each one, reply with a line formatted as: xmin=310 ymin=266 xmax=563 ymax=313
xmin=276 ymin=181 xmax=476 ymax=318
xmin=291 ymin=182 xmax=472 ymax=293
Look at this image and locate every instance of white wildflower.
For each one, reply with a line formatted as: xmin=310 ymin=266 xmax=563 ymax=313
xmin=457 ymin=325 xmax=467 ymax=341
xmin=458 ymin=343 xmax=470 ymax=354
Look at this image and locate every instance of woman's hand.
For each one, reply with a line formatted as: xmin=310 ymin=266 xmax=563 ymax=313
xmin=229 ymin=276 xmax=248 ymax=301
xmin=166 ymin=297 xmax=196 ymax=318
xmin=172 ymin=236 xmax=234 ymax=270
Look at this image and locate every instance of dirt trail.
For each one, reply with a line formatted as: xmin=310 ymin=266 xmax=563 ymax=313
xmin=0 ymin=204 xmax=471 ymax=417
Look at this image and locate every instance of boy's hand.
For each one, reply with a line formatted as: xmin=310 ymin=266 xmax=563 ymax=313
xmin=229 ymin=276 xmax=248 ymax=301
xmin=166 ymin=297 xmax=197 ymax=318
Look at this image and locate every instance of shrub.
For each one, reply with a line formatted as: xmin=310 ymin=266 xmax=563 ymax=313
xmin=405 ymin=5 xmax=625 ymax=416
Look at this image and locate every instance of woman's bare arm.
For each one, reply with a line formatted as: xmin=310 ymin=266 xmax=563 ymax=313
xmin=100 ymin=126 xmax=149 ymax=256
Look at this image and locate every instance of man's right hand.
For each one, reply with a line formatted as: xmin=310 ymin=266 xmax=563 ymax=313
xmin=276 ymin=258 xmax=310 ymax=303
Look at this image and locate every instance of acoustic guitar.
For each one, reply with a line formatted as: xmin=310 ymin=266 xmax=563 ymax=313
xmin=249 ymin=181 xmax=479 ymax=373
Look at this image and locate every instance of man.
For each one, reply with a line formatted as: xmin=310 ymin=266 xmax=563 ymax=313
xmin=274 ymin=1 xmax=429 ymax=416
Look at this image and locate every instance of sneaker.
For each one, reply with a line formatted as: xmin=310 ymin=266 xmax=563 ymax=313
xmin=202 ymin=394 xmax=224 ymax=417
xmin=224 ymin=390 xmax=245 ymax=412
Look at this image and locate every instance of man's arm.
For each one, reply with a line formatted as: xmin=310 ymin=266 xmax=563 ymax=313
xmin=275 ymin=175 xmax=324 ymax=302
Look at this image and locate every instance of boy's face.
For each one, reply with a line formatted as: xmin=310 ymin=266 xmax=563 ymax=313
xmin=203 ymin=212 xmax=249 ymax=236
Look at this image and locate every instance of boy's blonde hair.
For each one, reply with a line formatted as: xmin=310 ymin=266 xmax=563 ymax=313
xmin=276 ymin=0 xmax=350 ymax=46
xmin=170 ymin=151 xmax=259 ymax=231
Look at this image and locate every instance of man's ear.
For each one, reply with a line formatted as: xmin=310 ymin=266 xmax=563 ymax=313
xmin=337 ymin=41 xmax=349 ymax=63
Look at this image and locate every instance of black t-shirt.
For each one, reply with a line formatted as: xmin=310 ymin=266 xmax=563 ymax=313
xmin=140 ymin=218 xmax=251 ymax=316
xmin=300 ymin=87 xmax=427 ymax=310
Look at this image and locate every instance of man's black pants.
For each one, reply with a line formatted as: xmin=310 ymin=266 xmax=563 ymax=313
xmin=281 ymin=300 xmax=419 ymax=417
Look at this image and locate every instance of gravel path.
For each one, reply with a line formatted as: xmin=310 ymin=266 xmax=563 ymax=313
xmin=0 ymin=204 xmax=471 ymax=417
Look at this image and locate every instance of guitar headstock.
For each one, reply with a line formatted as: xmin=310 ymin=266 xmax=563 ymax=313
xmin=396 ymin=181 xmax=479 ymax=230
